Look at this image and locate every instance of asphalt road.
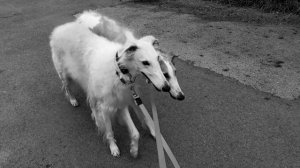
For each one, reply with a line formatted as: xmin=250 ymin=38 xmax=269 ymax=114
xmin=0 ymin=0 xmax=299 ymax=168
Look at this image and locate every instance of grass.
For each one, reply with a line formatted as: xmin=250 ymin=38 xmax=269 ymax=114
xmin=133 ymin=0 xmax=300 ymax=15
xmin=207 ymin=0 xmax=300 ymax=14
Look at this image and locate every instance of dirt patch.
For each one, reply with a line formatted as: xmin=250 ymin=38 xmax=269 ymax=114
xmin=0 ymin=69 xmax=5 ymax=74
xmin=97 ymin=2 xmax=300 ymax=99
xmin=0 ymin=4 xmax=22 ymax=18
xmin=131 ymin=0 xmax=300 ymax=26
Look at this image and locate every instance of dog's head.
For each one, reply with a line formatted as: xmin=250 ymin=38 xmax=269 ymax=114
xmin=116 ymin=36 xmax=170 ymax=92
xmin=157 ymin=50 xmax=185 ymax=100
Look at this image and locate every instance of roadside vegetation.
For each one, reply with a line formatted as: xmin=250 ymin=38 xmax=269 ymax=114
xmin=135 ymin=0 xmax=300 ymax=14
xmin=207 ymin=0 xmax=300 ymax=14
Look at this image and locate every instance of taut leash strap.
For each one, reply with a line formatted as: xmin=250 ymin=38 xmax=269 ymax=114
xmin=151 ymin=92 xmax=167 ymax=168
xmin=140 ymin=105 xmax=181 ymax=168
xmin=131 ymin=85 xmax=180 ymax=168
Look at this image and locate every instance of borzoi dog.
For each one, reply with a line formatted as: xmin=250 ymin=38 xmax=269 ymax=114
xmin=50 ymin=21 xmax=170 ymax=157
xmin=75 ymin=10 xmax=185 ymax=138
xmin=75 ymin=10 xmax=184 ymax=100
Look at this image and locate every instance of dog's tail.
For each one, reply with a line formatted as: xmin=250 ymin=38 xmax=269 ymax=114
xmin=75 ymin=10 xmax=102 ymax=28
xmin=75 ymin=10 xmax=136 ymax=44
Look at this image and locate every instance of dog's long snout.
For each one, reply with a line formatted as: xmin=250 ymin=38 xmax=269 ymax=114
xmin=176 ymin=92 xmax=185 ymax=100
xmin=162 ymin=82 xmax=170 ymax=92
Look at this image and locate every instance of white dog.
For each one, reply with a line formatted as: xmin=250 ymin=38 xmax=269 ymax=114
xmin=75 ymin=10 xmax=185 ymax=138
xmin=76 ymin=10 xmax=184 ymax=100
xmin=50 ymin=21 xmax=170 ymax=157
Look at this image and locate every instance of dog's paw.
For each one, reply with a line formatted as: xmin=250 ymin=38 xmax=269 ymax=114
xmin=130 ymin=137 xmax=139 ymax=158
xmin=70 ymin=99 xmax=79 ymax=107
xmin=130 ymin=146 xmax=138 ymax=158
xmin=111 ymin=148 xmax=120 ymax=157
xmin=110 ymin=145 xmax=120 ymax=157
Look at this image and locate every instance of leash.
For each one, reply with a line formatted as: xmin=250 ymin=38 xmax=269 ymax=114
xmin=131 ymin=85 xmax=180 ymax=168
xmin=115 ymin=52 xmax=179 ymax=167
xmin=150 ymin=89 xmax=167 ymax=168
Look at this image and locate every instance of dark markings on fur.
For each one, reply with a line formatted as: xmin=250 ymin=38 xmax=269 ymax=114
xmin=89 ymin=18 xmax=127 ymax=44
xmin=126 ymin=45 xmax=138 ymax=53
xmin=115 ymin=53 xmax=119 ymax=61
xmin=142 ymin=61 xmax=150 ymax=66
xmin=120 ymin=78 xmax=126 ymax=84
xmin=120 ymin=68 xmax=129 ymax=74
xmin=153 ymin=39 xmax=159 ymax=46
xmin=164 ymin=73 xmax=170 ymax=80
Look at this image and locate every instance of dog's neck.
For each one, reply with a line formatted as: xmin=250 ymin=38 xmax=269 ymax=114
xmin=115 ymin=52 xmax=135 ymax=85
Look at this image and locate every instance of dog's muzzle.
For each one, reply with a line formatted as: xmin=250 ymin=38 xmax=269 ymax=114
xmin=161 ymin=82 xmax=170 ymax=92
xmin=170 ymin=91 xmax=185 ymax=101
xmin=142 ymin=73 xmax=170 ymax=92
xmin=176 ymin=92 xmax=185 ymax=100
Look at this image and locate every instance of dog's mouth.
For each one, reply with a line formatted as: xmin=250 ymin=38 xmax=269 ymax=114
xmin=169 ymin=92 xmax=185 ymax=101
xmin=170 ymin=93 xmax=177 ymax=100
xmin=141 ymin=72 xmax=161 ymax=92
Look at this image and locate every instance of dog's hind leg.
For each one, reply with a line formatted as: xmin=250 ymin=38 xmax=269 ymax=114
xmin=120 ymin=106 xmax=140 ymax=158
xmin=61 ymin=76 xmax=79 ymax=107
xmin=51 ymin=49 xmax=79 ymax=107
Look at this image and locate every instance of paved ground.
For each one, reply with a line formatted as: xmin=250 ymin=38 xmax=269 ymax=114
xmin=0 ymin=0 xmax=299 ymax=168
xmin=97 ymin=2 xmax=300 ymax=100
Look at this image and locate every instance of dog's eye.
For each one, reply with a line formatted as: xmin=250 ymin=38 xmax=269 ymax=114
xmin=142 ymin=61 xmax=150 ymax=66
xmin=164 ymin=73 xmax=170 ymax=79
xmin=120 ymin=68 xmax=129 ymax=74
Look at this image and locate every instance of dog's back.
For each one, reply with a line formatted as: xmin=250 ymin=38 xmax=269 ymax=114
xmin=50 ymin=15 xmax=173 ymax=157
xmin=76 ymin=11 xmax=135 ymax=44
xmin=50 ymin=21 xmax=122 ymax=93
xmin=76 ymin=10 xmax=184 ymax=100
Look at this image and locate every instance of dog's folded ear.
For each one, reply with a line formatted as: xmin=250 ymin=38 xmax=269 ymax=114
xmin=125 ymin=45 xmax=138 ymax=53
xmin=140 ymin=35 xmax=159 ymax=48
xmin=117 ymin=43 xmax=138 ymax=59
xmin=158 ymin=56 xmax=168 ymax=73
xmin=170 ymin=52 xmax=179 ymax=65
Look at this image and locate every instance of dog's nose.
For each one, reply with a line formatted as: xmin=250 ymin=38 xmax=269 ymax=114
xmin=176 ymin=92 xmax=185 ymax=100
xmin=162 ymin=83 xmax=170 ymax=92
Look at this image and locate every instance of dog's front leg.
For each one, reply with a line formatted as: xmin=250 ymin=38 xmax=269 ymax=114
xmin=120 ymin=106 xmax=140 ymax=158
xmin=94 ymin=103 xmax=120 ymax=157
xmin=131 ymin=103 xmax=156 ymax=138
xmin=103 ymin=112 xmax=119 ymax=157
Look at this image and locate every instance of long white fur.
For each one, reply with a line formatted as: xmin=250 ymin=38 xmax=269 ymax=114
xmin=50 ymin=20 xmax=169 ymax=157
xmin=76 ymin=10 xmax=135 ymax=44
xmin=75 ymin=10 xmax=185 ymax=138
xmin=75 ymin=10 xmax=184 ymax=100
